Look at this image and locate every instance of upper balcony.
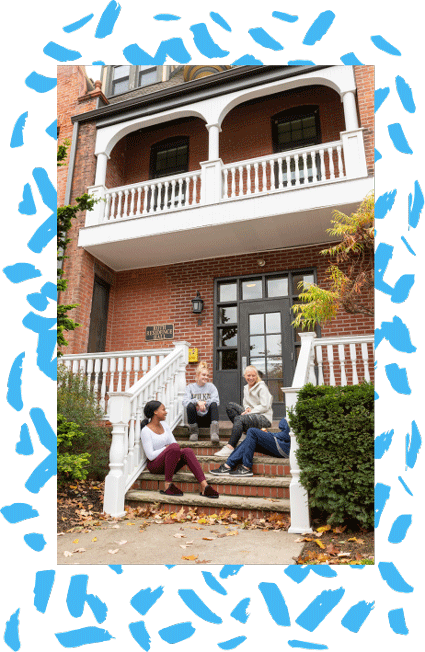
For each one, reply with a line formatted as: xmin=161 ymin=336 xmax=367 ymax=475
xmin=78 ymin=66 xmax=373 ymax=270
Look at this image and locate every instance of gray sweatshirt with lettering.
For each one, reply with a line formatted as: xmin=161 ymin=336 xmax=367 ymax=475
xmin=182 ymin=382 xmax=220 ymax=416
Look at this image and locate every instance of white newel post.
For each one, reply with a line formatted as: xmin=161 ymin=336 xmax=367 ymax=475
xmin=340 ymin=128 xmax=368 ymax=179
xmin=103 ymin=391 xmax=132 ymax=517
xmin=173 ymin=341 xmax=190 ymax=425
xmin=282 ymin=332 xmax=317 ymax=534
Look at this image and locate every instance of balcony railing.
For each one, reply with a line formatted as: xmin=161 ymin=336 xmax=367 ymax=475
xmin=85 ymin=128 xmax=367 ymax=227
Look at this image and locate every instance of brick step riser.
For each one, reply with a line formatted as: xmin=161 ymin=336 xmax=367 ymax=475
xmin=134 ymin=478 xmax=289 ymax=499
xmin=125 ymin=499 xmax=287 ymax=520
xmin=200 ymin=460 xmax=290 ymax=476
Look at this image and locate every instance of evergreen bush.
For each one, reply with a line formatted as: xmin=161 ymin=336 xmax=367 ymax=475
xmin=57 ymin=365 xmax=111 ymax=480
xmin=288 ymin=382 xmax=374 ymax=528
xmin=57 ymin=414 xmax=91 ymax=483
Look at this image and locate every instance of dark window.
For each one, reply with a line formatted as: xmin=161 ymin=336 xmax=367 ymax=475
xmin=138 ymin=65 xmax=157 ymax=87
xmin=112 ymin=65 xmax=130 ymax=95
xmin=272 ymin=105 xmax=321 ymax=152
xmin=150 ymin=137 xmax=189 ymax=179
xmin=87 ymin=277 xmax=110 ymax=353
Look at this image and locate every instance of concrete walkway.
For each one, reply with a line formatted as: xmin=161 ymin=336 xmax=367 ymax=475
xmin=57 ymin=519 xmax=304 ymax=565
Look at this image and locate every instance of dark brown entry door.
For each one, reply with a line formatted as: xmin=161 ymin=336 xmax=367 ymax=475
xmin=87 ymin=277 xmax=110 ymax=353
xmin=239 ymin=299 xmax=293 ymax=418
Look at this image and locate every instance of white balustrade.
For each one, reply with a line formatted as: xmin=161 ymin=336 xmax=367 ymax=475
xmin=103 ymin=341 xmax=189 ymax=517
xmin=281 ymin=332 xmax=374 ymax=534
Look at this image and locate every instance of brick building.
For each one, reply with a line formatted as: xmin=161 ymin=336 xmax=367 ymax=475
xmin=58 ymin=64 xmax=374 ymax=520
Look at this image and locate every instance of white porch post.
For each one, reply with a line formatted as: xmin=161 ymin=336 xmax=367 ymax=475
xmin=200 ymin=122 xmax=223 ymax=205
xmin=95 ymin=151 xmax=109 ymax=185
xmin=85 ymin=151 xmax=109 ymax=226
xmin=206 ymin=122 xmax=221 ymax=160
xmin=340 ymin=90 xmax=368 ymax=179
xmin=103 ymin=391 xmax=132 ymax=517
xmin=341 ymin=91 xmax=359 ymax=131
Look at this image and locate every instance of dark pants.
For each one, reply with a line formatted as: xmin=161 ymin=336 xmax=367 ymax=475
xmin=226 ymin=427 xmax=290 ymax=470
xmin=226 ymin=402 xmax=271 ymax=448
xmin=186 ymin=402 xmax=219 ymax=427
xmin=147 ymin=443 xmax=206 ymax=483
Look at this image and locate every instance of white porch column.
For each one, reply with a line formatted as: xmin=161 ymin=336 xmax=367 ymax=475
xmin=95 ymin=151 xmax=109 ymax=186
xmin=341 ymin=91 xmax=359 ymax=131
xmin=103 ymin=391 xmax=132 ymax=517
xmin=205 ymin=123 xmax=221 ymax=160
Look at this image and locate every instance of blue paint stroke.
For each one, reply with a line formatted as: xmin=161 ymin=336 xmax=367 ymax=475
xmin=55 ymin=627 xmax=114 ymax=647
xmin=131 ymin=586 xmax=164 ymax=615
xmin=284 ymin=566 xmax=310 ymax=583
xmin=67 ymin=575 xmax=107 ymax=623
xmin=248 ymin=28 xmax=283 ymax=51
xmin=4 ymin=609 xmax=20 ymax=651
xmin=154 ymin=14 xmax=181 ymax=21
xmin=388 ymin=514 xmax=412 ymax=543
xmin=218 ymin=636 xmax=247 ymax=649
xmin=124 ymin=38 xmax=191 ymax=65
xmin=388 ymin=123 xmax=413 ymax=154
xmin=16 ymin=423 xmax=33 ymax=455
xmin=27 ymin=213 xmax=56 ymax=253
xmin=401 ymin=236 xmax=415 ymax=255
xmin=395 ymin=76 xmax=415 ymax=113
xmin=406 ymin=421 xmax=422 ymax=470
xmin=385 ymin=364 xmax=411 ymax=395
xmin=43 ymin=42 xmax=81 ymax=62
xmin=10 ymin=112 xmax=28 ymax=148
xmin=388 ymin=608 xmax=409 ymax=635
xmin=165 ymin=565 xmax=175 ymax=569
xmin=27 ymin=282 xmax=57 ymax=312
xmin=340 ymin=53 xmax=364 ymax=65
xmin=398 ymin=476 xmax=413 ymax=496
xmin=311 ymin=567 xmax=338 ymax=579
xmin=33 ymin=167 xmax=56 ymax=210
xmin=128 ymin=621 xmax=150 ymax=650
xmin=95 ymin=1 xmax=121 ymax=38
xmin=63 ymin=14 xmax=94 ymax=32
xmin=230 ymin=598 xmax=250 ymax=623
xmin=296 ymin=588 xmax=345 ymax=632
xmin=375 ymin=242 xmax=415 ymax=303
xmin=288 ymin=642 xmax=328 ymax=650
xmin=341 ymin=601 xmax=375 ymax=632
xmin=34 ymin=570 xmax=55 ymax=613
xmin=210 ymin=12 xmax=232 ymax=31
xmin=375 ymin=483 xmax=391 ymax=527
xmin=24 ymin=533 xmax=46 ymax=551
xmin=408 ymin=180 xmax=423 ymax=229
xmin=378 ymin=562 xmax=413 ymax=593
xmin=375 ymin=316 xmax=416 ymax=352
xmin=158 ymin=622 xmax=196 ymax=644
xmin=1 ymin=503 xmax=39 ymax=523
xmin=190 ymin=23 xmax=229 ymax=57
xmin=22 ymin=313 xmax=57 ymax=381
xmin=92 ymin=61 xmax=105 ymax=65
xmin=3 ymin=263 xmax=41 ymax=283
xmin=371 ymin=35 xmax=401 ymax=56
xmin=375 ymin=148 xmax=382 ymax=162
xmin=178 ymin=589 xmax=222 ymax=624
xmin=202 ymin=571 xmax=227 ymax=595
xmin=25 ymin=408 xmax=56 ymax=493
xmin=375 ymin=87 xmax=390 ymax=112
xmin=272 ymin=12 xmax=298 ymax=23
xmin=109 ymin=565 xmax=123 ymax=573
xmin=303 ymin=11 xmax=335 ymax=46
xmin=232 ymin=55 xmax=263 ymax=65
xmin=375 ymin=429 xmax=394 ymax=459
xmin=25 ymin=72 xmax=56 ymax=93
xmin=19 ymin=183 xmax=36 ymax=214
xmin=375 ymin=189 xmax=396 ymax=219
xmin=7 ymin=353 xmax=25 ymax=411
xmin=288 ymin=60 xmax=315 ymax=65
xmin=258 ymin=583 xmax=290 ymax=626
xmin=220 ymin=565 xmax=242 ymax=578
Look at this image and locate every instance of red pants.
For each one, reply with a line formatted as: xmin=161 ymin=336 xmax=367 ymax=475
xmin=147 ymin=443 xmax=206 ymax=483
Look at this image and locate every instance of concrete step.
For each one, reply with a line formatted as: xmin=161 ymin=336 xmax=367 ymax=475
xmin=173 ymin=426 xmax=280 ymax=439
xmin=133 ymin=470 xmax=290 ymax=499
xmin=125 ymin=488 xmax=290 ymax=519
xmin=173 ymin=440 xmax=289 ymax=461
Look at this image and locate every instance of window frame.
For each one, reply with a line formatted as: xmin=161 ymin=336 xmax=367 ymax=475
xmin=149 ymin=136 xmax=190 ymax=180
xmin=272 ymin=105 xmax=322 ymax=153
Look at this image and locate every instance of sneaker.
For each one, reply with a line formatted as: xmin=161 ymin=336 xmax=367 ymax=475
xmin=200 ymin=485 xmax=219 ymax=498
xmin=229 ymin=465 xmax=253 ymax=477
xmin=210 ymin=464 xmax=232 ymax=475
xmin=215 ymin=445 xmax=232 ymax=457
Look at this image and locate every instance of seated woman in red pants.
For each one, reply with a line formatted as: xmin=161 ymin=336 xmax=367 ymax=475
xmin=140 ymin=400 xmax=219 ymax=498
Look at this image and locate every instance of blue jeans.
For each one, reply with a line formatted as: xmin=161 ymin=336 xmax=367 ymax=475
xmin=225 ymin=426 xmax=290 ymax=470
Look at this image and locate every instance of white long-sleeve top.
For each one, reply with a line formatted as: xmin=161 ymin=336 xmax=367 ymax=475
xmin=243 ymin=380 xmax=273 ymax=423
xmin=141 ymin=422 xmax=176 ymax=460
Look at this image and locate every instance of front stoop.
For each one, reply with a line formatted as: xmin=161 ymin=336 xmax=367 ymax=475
xmin=126 ymin=426 xmax=291 ymax=519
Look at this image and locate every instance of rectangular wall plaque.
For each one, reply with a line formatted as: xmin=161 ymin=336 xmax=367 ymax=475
xmin=145 ymin=324 xmax=174 ymax=341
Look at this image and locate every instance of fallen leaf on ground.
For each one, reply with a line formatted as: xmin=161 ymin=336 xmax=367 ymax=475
xmin=110 ymin=525 xmax=120 ymax=529
xmin=92 ymin=537 xmax=97 ymax=542
xmin=72 ymin=539 xmax=79 ymax=544
xmin=108 ymin=549 xmax=119 ymax=554
xmin=226 ymin=531 xmax=238 ymax=536
xmin=326 ymin=543 xmax=340 ymax=555
xmin=58 ymin=533 xmax=64 ymax=537
xmin=337 ymin=552 xmax=351 ymax=557
xmin=63 ymin=551 xmax=73 ymax=557
xmin=174 ymin=533 xmax=185 ymax=538
xmin=73 ymin=548 xmax=86 ymax=553
xmin=116 ymin=540 xmax=127 ymax=545
xmin=182 ymin=555 xmax=198 ymax=561
xmin=202 ymin=537 xmax=215 ymax=541
xmin=316 ymin=525 xmax=331 ymax=533
xmin=333 ymin=526 xmax=347 ymax=534
xmin=195 ymin=559 xmax=211 ymax=564
xmin=315 ymin=540 xmax=326 ymax=549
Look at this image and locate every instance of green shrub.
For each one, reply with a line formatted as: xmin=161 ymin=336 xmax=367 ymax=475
xmin=57 ymin=365 xmax=111 ymax=480
xmin=57 ymin=413 xmax=91 ymax=483
xmin=288 ymin=382 xmax=374 ymax=529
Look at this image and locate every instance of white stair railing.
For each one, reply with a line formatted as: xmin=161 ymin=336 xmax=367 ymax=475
xmin=282 ymin=332 xmax=374 ymax=534
xmin=103 ymin=341 xmax=189 ymax=517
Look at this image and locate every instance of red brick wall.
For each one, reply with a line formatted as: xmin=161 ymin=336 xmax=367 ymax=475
xmin=353 ymin=66 xmax=375 ymax=175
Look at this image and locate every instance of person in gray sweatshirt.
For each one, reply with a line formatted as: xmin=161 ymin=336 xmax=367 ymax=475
xmin=182 ymin=362 xmax=220 ymax=444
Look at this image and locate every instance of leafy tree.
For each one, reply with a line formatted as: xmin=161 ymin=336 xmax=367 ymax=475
xmin=57 ymin=141 xmax=97 ymax=354
xmin=292 ymin=192 xmax=374 ymax=330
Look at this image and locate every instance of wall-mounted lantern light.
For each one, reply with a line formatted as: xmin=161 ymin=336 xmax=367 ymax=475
xmin=191 ymin=291 xmax=204 ymax=314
